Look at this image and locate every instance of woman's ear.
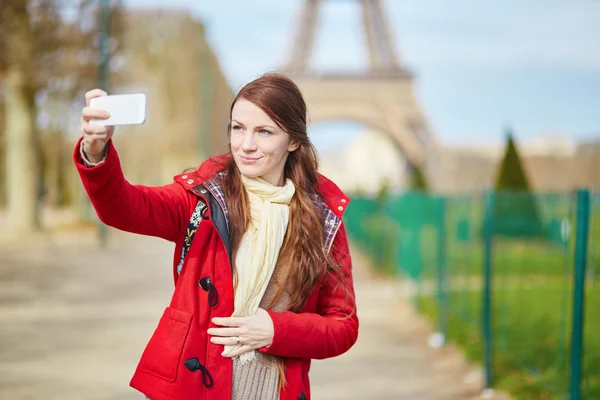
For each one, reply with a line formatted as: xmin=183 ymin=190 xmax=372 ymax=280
xmin=288 ymin=140 xmax=300 ymax=152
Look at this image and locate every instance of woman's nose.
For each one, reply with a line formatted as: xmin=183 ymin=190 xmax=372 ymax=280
xmin=241 ymin=132 xmax=257 ymax=151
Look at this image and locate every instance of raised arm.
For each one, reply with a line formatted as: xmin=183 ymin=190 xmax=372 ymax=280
xmin=74 ymin=138 xmax=193 ymax=242
xmin=259 ymin=223 xmax=359 ymax=360
xmin=74 ymin=89 xmax=193 ymax=242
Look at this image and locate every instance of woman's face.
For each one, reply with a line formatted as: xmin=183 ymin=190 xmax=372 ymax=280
xmin=230 ymin=99 xmax=299 ymax=186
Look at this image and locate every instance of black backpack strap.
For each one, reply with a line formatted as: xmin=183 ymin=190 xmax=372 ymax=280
xmin=176 ymin=198 xmax=208 ymax=276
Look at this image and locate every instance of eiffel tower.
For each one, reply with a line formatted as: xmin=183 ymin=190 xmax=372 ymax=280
xmin=279 ymin=0 xmax=441 ymax=188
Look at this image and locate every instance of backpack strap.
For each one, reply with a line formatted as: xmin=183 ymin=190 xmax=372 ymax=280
xmin=176 ymin=198 xmax=208 ymax=275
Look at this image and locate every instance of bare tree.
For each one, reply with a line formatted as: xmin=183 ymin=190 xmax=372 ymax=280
xmin=0 ymin=0 xmax=122 ymax=233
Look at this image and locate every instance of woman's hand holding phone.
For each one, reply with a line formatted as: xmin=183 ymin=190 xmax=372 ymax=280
xmin=80 ymin=89 xmax=114 ymax=163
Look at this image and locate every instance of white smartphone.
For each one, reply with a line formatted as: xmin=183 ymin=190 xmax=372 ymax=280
xmin=89 ymin=93 xmax=146 ymax=126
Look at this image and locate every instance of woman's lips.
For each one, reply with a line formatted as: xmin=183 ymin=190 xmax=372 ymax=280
xmin=239 ymin=156 xmax=262 ymax=164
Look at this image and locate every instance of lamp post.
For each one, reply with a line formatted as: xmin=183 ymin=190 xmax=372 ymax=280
xmin=197 ymin=22 xmax=214 ymax=163
xmin=96 ymin=0 xmax=111 ymax=247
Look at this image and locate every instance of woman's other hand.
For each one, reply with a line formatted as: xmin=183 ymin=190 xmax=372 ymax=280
xmin=80 ymin=89 xmax=114 ymax=163
xmin=208 ymin=308 xmax=275 ymax=358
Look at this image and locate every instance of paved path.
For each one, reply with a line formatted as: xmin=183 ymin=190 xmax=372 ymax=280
xmin=0 ymin=228 xmax=503 ymax=399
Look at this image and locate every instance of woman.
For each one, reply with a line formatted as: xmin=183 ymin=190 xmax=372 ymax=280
xmin=75 ymin=73 xmax=358 ymax=400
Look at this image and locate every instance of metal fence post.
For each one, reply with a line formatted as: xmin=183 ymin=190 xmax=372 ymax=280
xmin=482 ymin=190 xmax=495 ymax=389
xmin=437 ymin=196 xmax=448 ymax=340
xmin=570 ymin=189 xmax=590 ymax=400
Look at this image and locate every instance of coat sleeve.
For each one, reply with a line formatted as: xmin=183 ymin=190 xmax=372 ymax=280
xmin=73 ymin=138 xmax=193 ymax=242
xmin=259 ymin=223 xmax=359 ymax=360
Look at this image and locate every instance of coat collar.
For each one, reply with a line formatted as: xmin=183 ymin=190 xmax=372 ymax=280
xmin=174 ymin=154 xmax=351 ymax=218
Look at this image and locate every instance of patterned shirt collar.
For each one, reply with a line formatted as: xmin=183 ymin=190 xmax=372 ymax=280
xmin=197 ymin=173 xmax=341 ymax=252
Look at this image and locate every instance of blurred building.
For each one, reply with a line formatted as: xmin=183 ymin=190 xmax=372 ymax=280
xmin=110 ymin=8 xmax=232 ymax=186
xmin=320 ymin=130 xmax=599 ymax=195
xmin=444 ymin=133 xmax=599 ymax=193
xmin=572 ymin=139 xmax=600 ymax=189
xmin=318 ymin=129 xmax=409 ymax=195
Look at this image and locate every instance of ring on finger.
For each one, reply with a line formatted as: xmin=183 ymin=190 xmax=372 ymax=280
xmin=236 ymin=336 xmax=241 ymax=345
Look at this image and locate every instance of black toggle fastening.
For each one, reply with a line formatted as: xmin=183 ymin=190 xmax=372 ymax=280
xmin=298 ymin=393 xmax=306 ymax=400
xmin=184 ymin=358 xmax=214 ymax=388
xmin=199 ymin=277 xmax=219 ymax=307
xmin=201 ymin=206 xmax=210 ymax=220
xmin=184 ymin=358 xmax=199 ymax=372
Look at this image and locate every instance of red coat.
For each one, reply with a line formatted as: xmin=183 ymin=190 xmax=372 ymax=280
xmin=74 ymin=138 xmax=359 ymax=400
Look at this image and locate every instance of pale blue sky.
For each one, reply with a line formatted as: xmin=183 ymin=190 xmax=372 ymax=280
xmin=124 ymin=0 xmax=600 ymax=150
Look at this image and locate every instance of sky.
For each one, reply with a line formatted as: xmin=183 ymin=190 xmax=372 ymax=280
xmin=124 ymin=0 xmax=600 ymax=151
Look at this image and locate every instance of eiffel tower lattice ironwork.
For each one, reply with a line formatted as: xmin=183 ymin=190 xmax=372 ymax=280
xmin=278 ymin=0 xmax=442 ymax=187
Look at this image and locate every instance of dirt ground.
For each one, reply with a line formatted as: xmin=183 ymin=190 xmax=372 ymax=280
xmin=0 ymin=226 xmax=509 ymax=399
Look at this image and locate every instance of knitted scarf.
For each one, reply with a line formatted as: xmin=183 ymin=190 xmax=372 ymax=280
xmin=225 ymin=175 xmax=295 ymax=364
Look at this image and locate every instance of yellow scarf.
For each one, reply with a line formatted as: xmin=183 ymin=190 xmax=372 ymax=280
xmin=227 ymin=175 xmax=296 ymax=363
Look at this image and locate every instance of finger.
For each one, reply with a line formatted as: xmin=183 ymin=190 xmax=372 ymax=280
xmin=223 ymin=344 xmax=254 ymax=358
xmin=210 ymin=336 xmax=240 ymax=346
xmin=212 ymin=316 xmax=247 ymax=327
xmin=85 ymin=89 xmax=108 ymax=107
xmin=82 ymin=106 xmax=110 ymax=122
xmin=207 ymin=327 xmax=242 ymax=337
xmin=82 ymin=122 xmax=110 ymax=135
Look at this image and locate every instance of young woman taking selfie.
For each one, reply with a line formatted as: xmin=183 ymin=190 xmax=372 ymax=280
xmin=74 ymin=73 xmax=358 ymax=400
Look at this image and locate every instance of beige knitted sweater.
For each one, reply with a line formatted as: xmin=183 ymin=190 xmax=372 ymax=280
xmin=232 ymin=259 xmax=294 ymax=400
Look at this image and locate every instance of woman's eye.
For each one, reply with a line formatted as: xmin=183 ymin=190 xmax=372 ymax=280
xmin=259 ymin=129 xmax=271 ymax=135
xmin=232 ymin=125 xmax=242 ymax=131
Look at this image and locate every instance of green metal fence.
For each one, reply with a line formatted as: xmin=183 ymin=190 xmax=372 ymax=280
xmin=583 ymin=192 xmax=599 ymax=399
xmin=344 ymin=189 xmax=598 ymax=400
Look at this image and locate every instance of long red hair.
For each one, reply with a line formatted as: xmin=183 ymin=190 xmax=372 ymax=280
xmin=222 ymin=73 xmax=328 ymax=310
xmin=221 ymin=73 xmax=330 ymax=387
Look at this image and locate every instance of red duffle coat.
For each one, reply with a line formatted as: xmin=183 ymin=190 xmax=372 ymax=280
xmin=73 ymin=138 xmax=359 ymax=400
